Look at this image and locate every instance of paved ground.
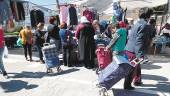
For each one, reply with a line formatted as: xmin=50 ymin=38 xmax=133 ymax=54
xmin=0 ymin=48 xmax=170 ymax=96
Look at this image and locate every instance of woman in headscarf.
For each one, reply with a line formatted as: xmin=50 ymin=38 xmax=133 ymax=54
xmin=19 ymin=25 xmax=33 ymax=61
xmin=75 ymin=16 xmax=95 ymax=69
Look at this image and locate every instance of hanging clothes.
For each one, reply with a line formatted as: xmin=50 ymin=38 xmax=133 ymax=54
xmin=16 ymin=2 xmax=25 ymax=21
xmin=10 ymin=1 xmax=25 ymax=21
xmin=83 ymin=9 xmax=93 ymax=23
xmin=0 ymin=0 xmax=11 ymax=23
xmin=30 ymin=10 xmax=44 ymax=28
xmin=113 ymin=1 xmax=123 ymax=21
xmin=30 ymin=10 xmax=37 ymax=28
xmin=36 ymin=10 xmax=45 ymax=23
xmin=60 ymin=5 xmax=69 ymax=23
xmin=68 ymin=6 xmax=78 ymax=25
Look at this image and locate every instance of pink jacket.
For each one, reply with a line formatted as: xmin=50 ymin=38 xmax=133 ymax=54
xmin=0 ymin=28 xmax=4 ymax=48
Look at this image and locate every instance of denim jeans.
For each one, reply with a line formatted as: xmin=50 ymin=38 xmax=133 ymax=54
xmin=0 ymin=47 xmax=6 ymax=72
xmin=35 ymin=44 xmax=43 ymax=60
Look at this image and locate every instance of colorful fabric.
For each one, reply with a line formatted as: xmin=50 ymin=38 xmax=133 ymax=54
xmin=60 ymin=6 xmax=68 ymax=23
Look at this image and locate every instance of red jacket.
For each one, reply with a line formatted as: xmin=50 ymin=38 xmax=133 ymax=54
xmin=0 ymin=28 xmax=4 ymax=48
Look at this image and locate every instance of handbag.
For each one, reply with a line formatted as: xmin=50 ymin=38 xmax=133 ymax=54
xmin=17 ymin=37 xmax=23 ymax=47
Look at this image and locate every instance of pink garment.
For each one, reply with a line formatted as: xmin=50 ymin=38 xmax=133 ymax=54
xmin=83 ymin=10 xmax=93 ymax=23
xmin=60 ymin=6 xmax=68 ymax=23
xmin=0 ymin=28 xmax=4 ymax=48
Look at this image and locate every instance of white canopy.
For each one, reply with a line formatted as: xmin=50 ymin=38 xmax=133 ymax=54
xmin=104 ymin=0 xmax=168 ymax=14
xmin=121 ymin=0 xmax=168 ymax=9
xmin=59 ymin=0 xmax=88 ymax=5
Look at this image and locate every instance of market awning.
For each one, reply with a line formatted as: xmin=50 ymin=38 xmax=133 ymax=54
xmin=104 ymin=0 xmax=168 ymax=15
xmin=121 ymin=0 xmax=168 ymax=10
xmin=58 ymin=0 xmax=88 ymax=5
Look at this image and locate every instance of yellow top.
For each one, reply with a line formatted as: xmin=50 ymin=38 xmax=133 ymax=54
xmin=19 ymin=29 xmax=33 ymax=45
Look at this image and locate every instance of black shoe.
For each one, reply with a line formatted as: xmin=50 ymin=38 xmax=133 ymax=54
xmin=2 ymin=71 xmax=8 ymax=79
xmin=40 ymin=60 xmax=45 ymax=64
xmin=134 ymin=82 xmax=143 ymax=86
xmin=124 ymin=86 xmax=135 ymax=90
xmin=26 ymin=57 xmax=29 ymax=61
xmin=30 ymin=59 xmax=33 ymax=62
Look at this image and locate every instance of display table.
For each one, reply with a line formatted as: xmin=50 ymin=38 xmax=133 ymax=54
xmin=153 ymin=35 xmax=170 ymax=55
xmin=5 ymin=35 xmax=18 ymax=48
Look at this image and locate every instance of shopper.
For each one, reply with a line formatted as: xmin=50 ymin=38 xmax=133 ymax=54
xmin=34 ymin=23 xmax=45 ymax=64
xmin=124 ymin=7 xmax=153 ymax=89
xmin=0 ymin=25 xmax=8 ymax=78
xmin=19 ymin=25 xmax=33 ymax=61
xmin=59 ymin=22 xmax=73 ymax=67
xmin=46 ymin=16 xmax=61 ymax=51
xmin=75 ymin=16 xmax=95 ymax=69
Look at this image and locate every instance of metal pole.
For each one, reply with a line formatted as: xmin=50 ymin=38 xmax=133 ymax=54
xmin=56 ymin=0 xmax=60 ymax=13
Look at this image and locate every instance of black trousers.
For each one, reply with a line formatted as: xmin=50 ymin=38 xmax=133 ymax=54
xmin=124 ymin=64 xmax=141 ymax=87
xmin=63 ymin=45 xmax=72 ymax=66
xmin=23 ymin=42 xmax=32 ymax=59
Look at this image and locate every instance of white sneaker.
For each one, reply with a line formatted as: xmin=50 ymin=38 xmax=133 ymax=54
xmin=99 ymin=87 xmax=109 ymax=96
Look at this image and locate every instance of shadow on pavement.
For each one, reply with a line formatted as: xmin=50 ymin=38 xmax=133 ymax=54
xmin=142 ymin=74 xmax=170 ymax=93
xmin=111 ymin=89 xmax=158 ymax=96
xmin=8 ymin=71 xmax=46 ymax=79
xmin=142 ymin=74 xmax=168 ymax=82
xmin=8 ymin=68 xmax=80 ymax=78
xmin=140 ymin=81 xmax=170 ymax=93
xmin=0 ymin=80 xmax=38 ymax=93
xmin=141 ymin=64 xmax=162 ymax=70
xmin=48 ymin=68 xmax=80 ymax=76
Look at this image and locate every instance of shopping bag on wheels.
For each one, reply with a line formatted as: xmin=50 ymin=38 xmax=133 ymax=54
xmin=42 ymin=43 xmax=61 ymax=73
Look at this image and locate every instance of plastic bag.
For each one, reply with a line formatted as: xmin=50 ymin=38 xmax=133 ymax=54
xmin=3 ymin=46 xmax=8 ymax=58
xmin=17 ymin=37 xmax=23 ymax=47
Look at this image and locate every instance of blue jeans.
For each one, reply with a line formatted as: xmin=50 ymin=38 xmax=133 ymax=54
xmin=35 ymin=44 xmax=43 ymax=60
xmin=0 ymin=47 xmax=6 ymax=72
